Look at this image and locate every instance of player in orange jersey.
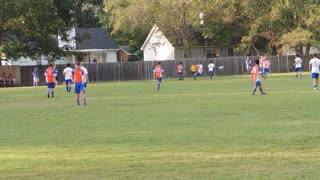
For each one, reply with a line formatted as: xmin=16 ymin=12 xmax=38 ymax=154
xmin=44 ymin=63 xmax=55 ymax=98
xmin=153 ymin=62 xmax=164 ymax=90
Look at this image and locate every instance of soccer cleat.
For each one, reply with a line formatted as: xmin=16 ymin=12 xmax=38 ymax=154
xmin=47 ymin=94 xmax=50 ymax=98
xmin=261 ymin=93 xmax=267 ymax=95
xmin=83 ymin=103 xmax=87 ymax=106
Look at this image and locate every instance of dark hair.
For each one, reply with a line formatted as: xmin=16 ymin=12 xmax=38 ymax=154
xmin=48 ymin=63 xmax=53 ymax=67
xmin=314 ymin=53 xmax=318 ymax=58
xmin=157 ymin=62 xmax=161 ymax=65
xmin=66 ymin=63 xmax=71 ymax=67
xmin=75 ymin=62 xmax=81 ymax=66
xmin=296 ymin=54 xmax=299 ymax=57
xmin=210 ymin=61 xmax=213 ymax=63
xmin=255 ymin=59 xmax=259 ymax=64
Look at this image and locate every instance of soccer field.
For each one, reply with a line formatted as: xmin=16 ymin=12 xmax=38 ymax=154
xmin=1 ymin=73 xmax=320 ymax=179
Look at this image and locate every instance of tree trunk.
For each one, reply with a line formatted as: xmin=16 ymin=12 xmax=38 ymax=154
xmin=305 ymin=44 xmax=311 ymax=55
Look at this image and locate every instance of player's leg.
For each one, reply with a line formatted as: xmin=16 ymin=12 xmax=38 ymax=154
xmin=157 ymin=78 xmax=161 ymax=90
xmin=299 ymin=69 xmax=302 ymax=79
xmin=75 ymin=83 xmax=81 ymax=105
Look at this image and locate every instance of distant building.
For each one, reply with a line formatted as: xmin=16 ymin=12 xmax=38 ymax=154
xmin=140 ymin=24 xmax=236 ymax=61
xmin=117 ymin=45 xmax=139 ymax=62
xmin=60 ymin=28 xmax=119 ymax=63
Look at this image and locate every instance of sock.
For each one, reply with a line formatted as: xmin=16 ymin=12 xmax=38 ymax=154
xmin=69 ymin=87 xmax=71 ymax=92
xmin=259 ymin=88 xmax=264 ymax=94
xmin=77 ymin=98 xmax=80 ymax=105
xmin=47 ymin=89 xmax=50 ymax=97
xmin=51 ymin=92 xmax=54 ymax=97
xmin=157 ymin=83 xmax=160 ymax=90
xmin=83 ymin=97 xmax=87 ymax=105
xmin=252 ymin=89 xmax=256 ymax=95
xmin=296 ymin=75 xmax=298 ymax=78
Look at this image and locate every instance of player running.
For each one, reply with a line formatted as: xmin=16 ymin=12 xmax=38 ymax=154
xmin=153 ymin=62 xmax=164 ymax=90
xmin=309 ymin=53 xmax=320 ymax=90
xmin=293 ymin=54 xmax=302 ymax=79
xmin=176 ymin=62 xmax=184 ymax=80
xmin=251 ymin=59 xmax=266 ymax=95
xmin=44 ymin=63 xmax=55 ymax=98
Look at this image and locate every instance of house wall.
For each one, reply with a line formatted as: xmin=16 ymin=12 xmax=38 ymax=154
xmin=143 ymin=28 xmax=175 ymax=61
xmin=175 ymin=47 xmax=225 ymax=59
xmin=106 ymin=50 xmax=118 ymax=63
xmin=58 ymin=28 xmax=76 ymax=49
xmin=118 ymin=50 xmax=129 ymax=62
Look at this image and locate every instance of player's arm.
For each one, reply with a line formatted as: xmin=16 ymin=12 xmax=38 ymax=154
xmin=309 ymin=64 xmax=312 ymax=73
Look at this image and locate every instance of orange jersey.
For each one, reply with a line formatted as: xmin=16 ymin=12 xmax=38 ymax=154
xmin=251 ymin=64 xmax=260 ymax=82
xmin=72 ymin=68 xmax=83 ymax=83
xmin=154 ymin=65 xmax=163 ymax=78
xmin=176 ymin=65 xmax=182 ymax=73
xmin=263 ymin=60 xmax=269 ymax=68
xmin=45 ymin=67 xmax=55 ymax=83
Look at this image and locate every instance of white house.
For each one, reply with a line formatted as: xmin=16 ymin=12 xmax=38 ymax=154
xmin=4 ymin=28 xmax=119 ymax=66
xmin=59 ymin=28 xmax=119 ymax=64
xmin=140 ymin=24 xmax=235 ymax=61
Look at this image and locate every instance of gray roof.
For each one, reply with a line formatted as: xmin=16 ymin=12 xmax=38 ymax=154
xmin=75 ymin=28 xmax=119 ymax=50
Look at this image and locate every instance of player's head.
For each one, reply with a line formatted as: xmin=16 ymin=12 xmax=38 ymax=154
xmin=157 ymin=62 xmax=161 ymax=65
xmin=66 ymin=63 xmax=71 ymax=67
xmin=48 ymin=63 xmax=53 ymax=67
xmin=255 ymin=59 xmax=259 ymax=65
xmin=34 ymin=67 xmax=38 ymax=70
xmin=179 ymin=62 xmax=182 ymax=64
xmin=75 ymin=62 xmax=81 ymax=68
xmin=52 ymin=63 xmax=56 ymax=67
xmin=314 ymin=53 xmax=318 ymax=58
xmin=296 ymin=54 xmax=299 ymax=57
xmin=210 ymin=61 xmax=213 ymax=63
xmin=80 ymin=62 xmax=85 ymax=67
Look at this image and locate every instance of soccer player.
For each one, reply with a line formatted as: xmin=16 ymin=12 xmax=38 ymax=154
xmin=293 ymin=54 xmax=302 ymax=79
xmin=33 ymin=67 xmax=39 ymax=87
xmin=208 ymin=61 xmax=215 ymax=80
xmin=80 ymin=62 xmax=89 ymax=94
xmin=72 ymin=62 xmax=87 ymax=105
xmin=308 ymin=53 xmax=320 ymax=90
xmin=251 ymin=59 xmax=266 ymax=95
xmin=44 ymin=63 xmax=55 ymax=98
xmin=262 ymin=57 xmax=270 ymax=78
xmin=194 ymin=63 xmax=203 ymax=80
xmin=153 ymin=62 xmax=164 ymax=90
xmin=176 ymin=62 xmax=184 ymax=80
xmin=63 ymin=63 xmax=73 ymax=92
xmin=245 ymin=56 xmax=252 ymax=74
xmin=53 ymin=63 xmax=58 ymax=86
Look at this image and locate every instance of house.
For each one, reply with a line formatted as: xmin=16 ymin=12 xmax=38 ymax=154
xmin=140 ymin=24 xmax=236 ymax=61
xmin=60 ymin=28 xmax=119 ymax=63
xmin=117 ymin=45 xmax=139 ymax=62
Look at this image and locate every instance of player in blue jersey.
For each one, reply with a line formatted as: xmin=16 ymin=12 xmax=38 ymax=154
xmin=33 ymin=67 xmax=39 ymax=87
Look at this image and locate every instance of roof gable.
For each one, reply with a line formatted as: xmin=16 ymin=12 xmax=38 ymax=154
xmin=75 ymin=28 xmax=119 ymax=50
xmin=140 ymin=24 xmax=173 ymax=51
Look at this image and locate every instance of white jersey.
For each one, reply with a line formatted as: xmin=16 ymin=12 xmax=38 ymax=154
xmin=309 ymin=58 xmax=320 ymax=73
xmin=295 ymin=57 xmax=302 ymax=68
xmin=81 ymin=66 xmax=88 ymax=82
xmin=198 ymin=64 xmax=203 ymax=74
xmin=63 ymin=67 xmax=73 ymax=80
xmin=208 ymin=63 xmax=215 ymax=72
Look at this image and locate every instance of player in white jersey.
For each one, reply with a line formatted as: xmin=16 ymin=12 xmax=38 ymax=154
xmin=80 ymin=62 xmax=89 ymax=94
xmin=293 ymin=54 xmax=302 ymax=79
xmin=63 ymin=63 xmax=73 ymax=92
xmin=308 ymin=54 xmax=320 ymax=90
xmin=207 ymin=61 xmax=215 ymax=80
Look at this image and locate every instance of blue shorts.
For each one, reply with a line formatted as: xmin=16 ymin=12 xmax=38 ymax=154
xmin=195 ymin=72 xmax=202 ymax=76
xmin=264 ymin=68 xmax=270 ymax=73
xmin=311 ymin=73 xmax=319 ymax=79
xmin=254 ymin=81 xmax=261 ymax=86
xmin=295 ymin=68 xmax=302 ymax=72
xmin=178 ymin=72 xmax=183 ymax=76
xmin=208 ymin=71 xmax=214 ymax=76
xmin=47 ymin=83 xmax=55 ymax=89
xmin=65 ymin=79 xmax=72 ymax=84
xmin=157 ymin=78 xmax=162 ymax=82
xmin=74 ymin=83 xmax=85 ymax=94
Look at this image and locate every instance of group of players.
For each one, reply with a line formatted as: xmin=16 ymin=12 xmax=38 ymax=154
xmin=43 ymin=62 xmax=89 ymax=106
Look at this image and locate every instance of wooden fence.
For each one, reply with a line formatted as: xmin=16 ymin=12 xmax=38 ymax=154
xmin=19 ymin=55 xmax=313 ymax=86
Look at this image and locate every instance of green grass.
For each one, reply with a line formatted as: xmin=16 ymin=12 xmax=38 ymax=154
xmin=1 ymin=72 xmax=320 ymax=179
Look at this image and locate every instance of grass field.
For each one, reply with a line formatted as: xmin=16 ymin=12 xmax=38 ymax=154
xmin=1 ymin=72 xmax=320 ymax=179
